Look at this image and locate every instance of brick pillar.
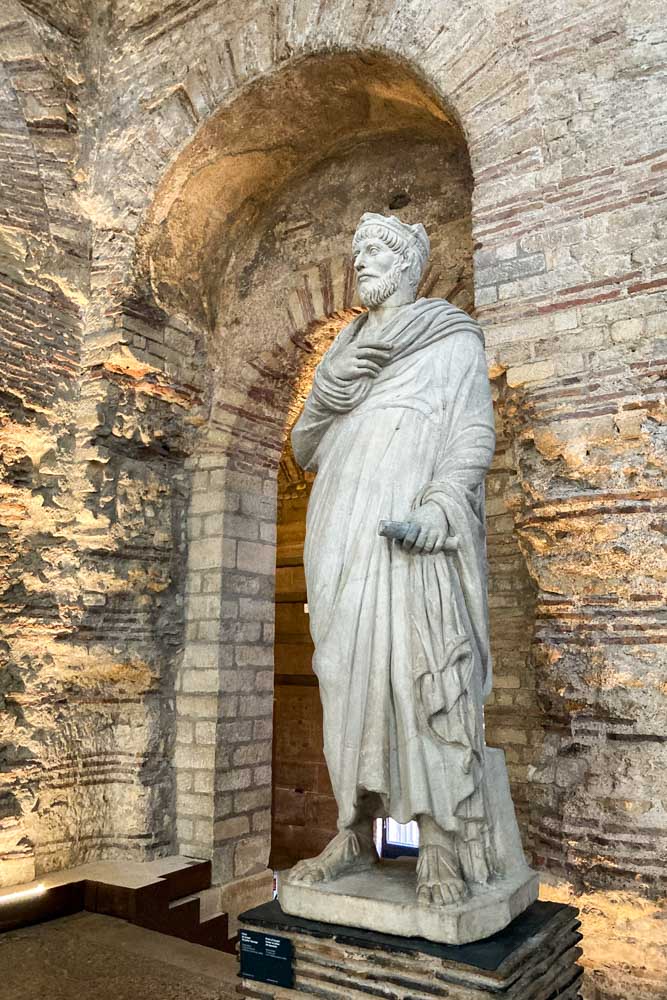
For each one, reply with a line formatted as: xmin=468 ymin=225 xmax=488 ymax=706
xmin=176 ymin=455 xmax=277 ymax=883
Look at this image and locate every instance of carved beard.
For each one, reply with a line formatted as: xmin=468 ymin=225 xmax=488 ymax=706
xmin=357 ymin=260 xmax=404 ymax=307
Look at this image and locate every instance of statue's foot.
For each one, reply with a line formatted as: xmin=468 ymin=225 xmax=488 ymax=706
xmin=287 ymin=829 xmax=378 ymax=886
xmin=416 ymin=843 xmax=469 ymax=907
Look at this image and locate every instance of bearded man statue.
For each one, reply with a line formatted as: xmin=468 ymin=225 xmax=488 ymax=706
xmin=279 ymin=213 xmax=537 ymax=944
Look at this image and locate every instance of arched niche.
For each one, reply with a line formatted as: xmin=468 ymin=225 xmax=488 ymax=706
xmin=137 ymin=52 xmax=465 ymax=329
xmin=135 ymin=49 xmax=538 ymax=894
xmin=142 ymin=50 xmax=474 ymax=885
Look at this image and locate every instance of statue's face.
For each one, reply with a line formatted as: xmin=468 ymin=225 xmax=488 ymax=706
xmin=353 ymin=234 xmax=405 ymax=308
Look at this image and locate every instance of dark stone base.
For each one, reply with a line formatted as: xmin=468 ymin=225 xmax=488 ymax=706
xmin=238 ymin=899 xmax=583 ymax=997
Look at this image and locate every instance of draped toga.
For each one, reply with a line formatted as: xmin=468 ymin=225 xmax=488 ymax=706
xmin=292 ymin=297 xmax=496 ymax=846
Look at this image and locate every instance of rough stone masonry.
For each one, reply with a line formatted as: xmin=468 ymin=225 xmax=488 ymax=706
xmin=0 ymin=2 xmax=664 ymax=998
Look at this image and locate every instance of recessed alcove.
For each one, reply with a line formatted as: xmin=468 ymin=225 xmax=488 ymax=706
xmin=133 ymin=47 xmax=544 ymax=883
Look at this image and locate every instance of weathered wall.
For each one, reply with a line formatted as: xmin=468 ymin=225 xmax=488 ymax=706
xmin=0 ymin=1 xmax=665 ymax=997
xmin=0 ymin=0 xmax=203 ymax=883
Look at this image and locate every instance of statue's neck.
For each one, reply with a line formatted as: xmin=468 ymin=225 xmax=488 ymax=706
xmin=363 ymin=294 xmax=416 ymax=336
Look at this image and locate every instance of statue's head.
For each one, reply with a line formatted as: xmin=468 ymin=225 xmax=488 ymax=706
xmin=352 ymin=213 xmax=430 ymax=309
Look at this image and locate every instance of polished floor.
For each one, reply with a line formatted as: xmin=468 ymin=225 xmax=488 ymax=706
xmin=0 ymin=911 xmax=238 ymax=1000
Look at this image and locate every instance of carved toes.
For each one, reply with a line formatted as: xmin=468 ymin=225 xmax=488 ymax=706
xmin=417 ymin=876 xmax=467 ymax=907
xmin=289 ymin=860 xmax=327 ymax=885
xmin=416 ymin=844 xmax=469 ymax=907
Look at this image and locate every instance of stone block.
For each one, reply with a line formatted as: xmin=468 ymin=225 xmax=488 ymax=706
xmin=175 ymin=769 xmax=193 ymax=792
xmin=219 ymin=719 xmax=253 ymax=743
xmin=219 ymin=669 xmax=256 ymax=694
xmin=216 ymin=768 xmax=252 ymax=792
xmin=237 ymin=540 xmax=276 ymax=575
xmin=195 ymin=620 xmax=221 ymax=641
xmin=255 ymin=670 xmax=274 ymax=691
xmin=176 ymin=694 xmax=218 ymax=719
xmin=185 ymin=594 xmax=221 ymax=621
xmin=253 ymin=719 xmax=273 ymax=741
xmin=236 ymin=645 xmax=274 ymax=667
xmin=475 ymin=285 xmax=498 ymax=305
xmin=193 ymin=770 xmax=215 ymax=794
xmin=195 ymin=721 xmax=216 ymax=745
xmin=189 ymin=490 xmax=220 ymax=515
xmin=202 ymin=512 xmax=225 ymax=535
xmin=260 ymin=521 xmax=277 ymax=543
xmin=506 ymin=360 xmax=555 ymax=387
xmin=210 ymin=470 xmax=264 ymax=494
xmin=225 ymin=512 xmax=260 ymax=540
xmin=177 ymin=791 xmax=212 ymax=816
xmin=239 ymin=598 xmax=275 ymax=622
xmin=215 ymin=815 xmax=250 ymax=841
xmin=252 ymin=809 xmax=272 ymax=833
xmin=220 ymin=621 xmax=262 ymax=643
xmin=239 ymin=694 xmax=273 ymax=718
xmin=611 ymin=317 xmax=644 ymax=342
xmin=253 ymin=765 xmax=272 ymax=787
xmin=476 ymin=253 xmax=546 ymax=287
xmin=222 ymin=537 xmax=237 ymax=568
xmin=240 ymin=492 xmax=276 ymax=519
xmin=234 ymin=835 xmax=269 ymax=878
xmin=181 ymin=669 xmax=218 ymax=693
xmin=176 ymin=817 xmax=193 ymax=842
xmin=176 ymin=722 xmax=193 ymax=744
xmin=189 ymin=537 xmax=223 ymax=571
xmin=235 ymin=786 xmax=272 ymax=813
xmin=233 ymin=742 xmax=271 ymax=767
xmin=174 ymin=744 xmax=215 ymax=770
xmin=194 ymin=817 xmax=213 ymax=843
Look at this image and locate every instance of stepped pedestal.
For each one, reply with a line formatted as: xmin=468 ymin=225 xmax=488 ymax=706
xmin=238 ymin=898 xmax=583 ymax=998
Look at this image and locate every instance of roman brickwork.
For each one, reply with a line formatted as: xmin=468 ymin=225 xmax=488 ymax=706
xmin=0 ymin=2 xmax=664 ymax=997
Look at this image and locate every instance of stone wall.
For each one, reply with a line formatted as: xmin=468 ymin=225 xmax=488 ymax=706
xmin=0 ymin=0 xmax=205 ymax=883
xmin=0 ymin=2 xmax=665 ymax=997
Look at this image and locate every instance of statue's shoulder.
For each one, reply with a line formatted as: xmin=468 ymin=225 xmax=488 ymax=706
xmin=417 ymin=297 xmax=484 ymax=343
xmin=418 ymin=296 xmax=474 ymax=320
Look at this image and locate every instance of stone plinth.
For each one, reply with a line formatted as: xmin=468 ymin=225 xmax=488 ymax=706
xmin=279 ymin=857 xmax=539 ymax=945
xmin=238 ymin=898 xmax=583 ymax=998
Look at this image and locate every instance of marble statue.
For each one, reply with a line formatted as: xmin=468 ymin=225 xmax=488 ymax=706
xmin=279 ymin=213 xmax=538 ymax=944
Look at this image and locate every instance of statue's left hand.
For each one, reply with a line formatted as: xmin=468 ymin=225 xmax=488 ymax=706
xmin=398 ymin=503 xmax=449 ymax=554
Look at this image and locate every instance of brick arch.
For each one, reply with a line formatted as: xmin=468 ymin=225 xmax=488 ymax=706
xmin=96 ymin=0 xmax=530 ymax=248
xmin=134 ymin=36 xmax=532 ymax=884
xmin=88 ymin=1 xmax=533 ymax=358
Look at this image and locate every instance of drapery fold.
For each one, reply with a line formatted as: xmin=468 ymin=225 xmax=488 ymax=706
xmin=292 ymin=298 xmax=496 ymax=836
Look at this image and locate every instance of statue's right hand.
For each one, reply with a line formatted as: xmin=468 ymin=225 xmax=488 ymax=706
xmin=329 ymin=340 xmax=393 ymax=382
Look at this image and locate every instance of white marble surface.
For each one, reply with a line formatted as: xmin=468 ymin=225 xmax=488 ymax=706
xmin=285 ymin=213 xmax=537 ymax=941
xmin=280 ymin=860 xmax=539 ymax=945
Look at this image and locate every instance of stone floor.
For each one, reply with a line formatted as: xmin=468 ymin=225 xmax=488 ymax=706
xmin=0 ymin=911 xmax=238 ymax=1000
